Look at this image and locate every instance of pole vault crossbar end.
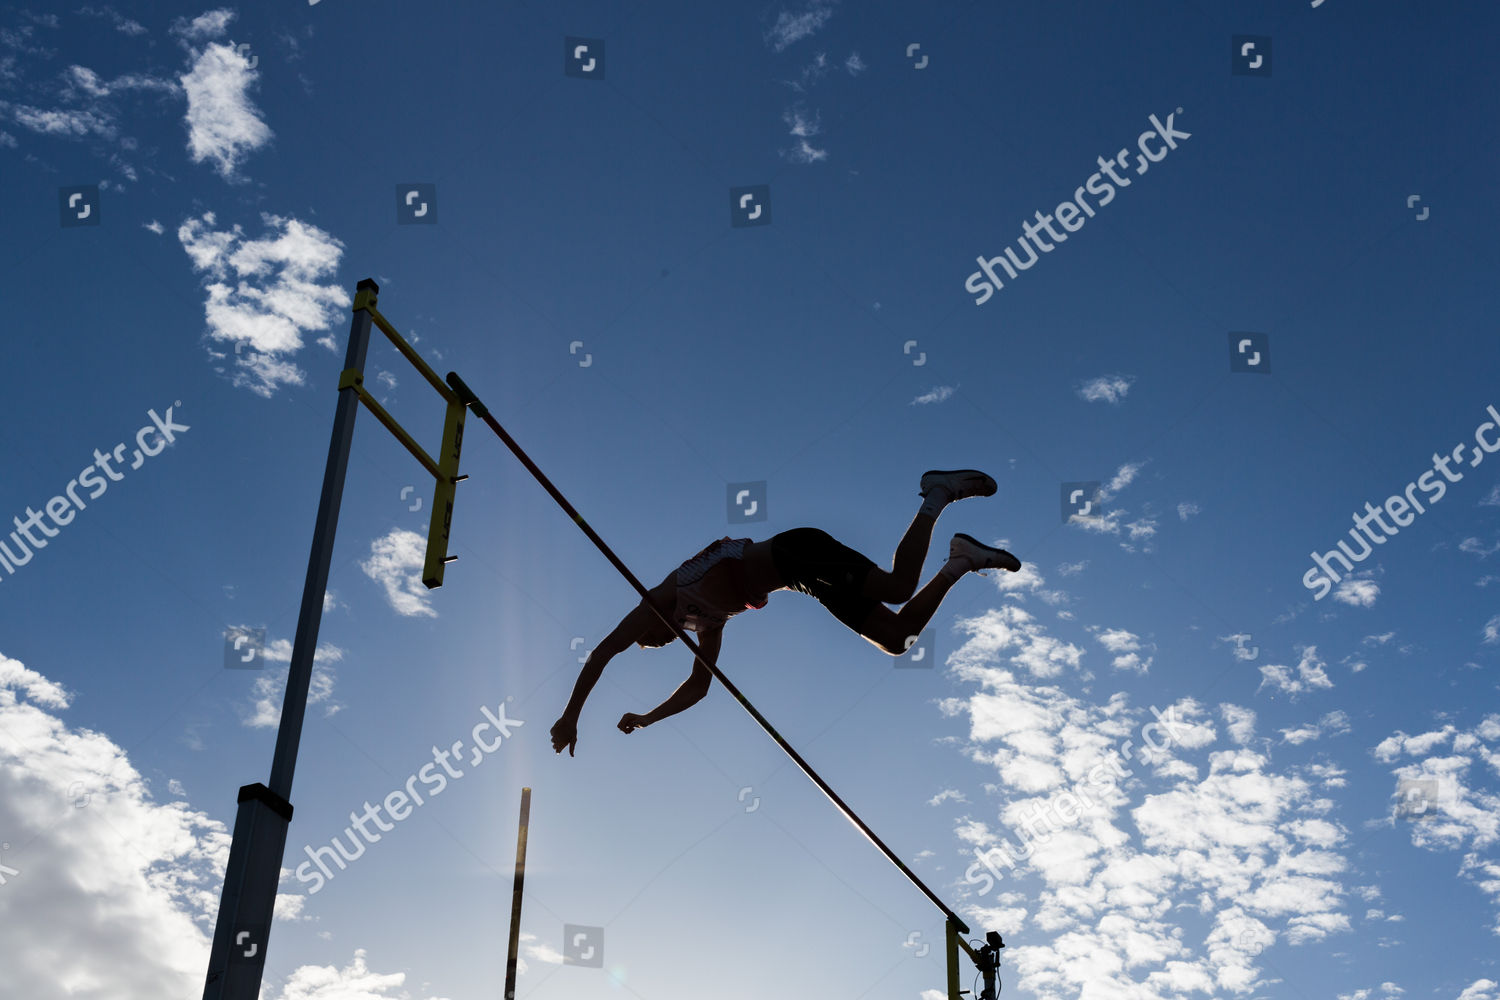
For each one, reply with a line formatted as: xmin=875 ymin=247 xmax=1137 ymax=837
xmin=445 ymin=371 xmax=489 ymax=419
xmin=946 ymin=919 xmax=1004 ymax=1000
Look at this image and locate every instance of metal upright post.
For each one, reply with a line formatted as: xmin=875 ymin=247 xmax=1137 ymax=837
xmin=504 ymin=787 xmax=532 ymax=1000
xmin=201 ymin=278 xmax=378 ymax=1000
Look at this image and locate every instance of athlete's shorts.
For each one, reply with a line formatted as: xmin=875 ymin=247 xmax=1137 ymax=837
xmin=769 ymin=527 xmax=879 ymax=632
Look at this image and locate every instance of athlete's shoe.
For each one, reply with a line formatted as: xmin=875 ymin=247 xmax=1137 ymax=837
xmin=950 ymin=532 xmax=1022 ymax=574
xmin=920 ymin=470 xmax=998 ymax=502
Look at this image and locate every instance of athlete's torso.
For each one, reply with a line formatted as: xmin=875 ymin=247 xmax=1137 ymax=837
xmin=673 ymin=537 xmax=774 ymax=632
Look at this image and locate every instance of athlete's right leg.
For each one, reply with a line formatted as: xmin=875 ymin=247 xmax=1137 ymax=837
xmin=861 ymin=470 xmax=998 ymax=604
xmin=860 ymin=512 xmax=935 ymax=604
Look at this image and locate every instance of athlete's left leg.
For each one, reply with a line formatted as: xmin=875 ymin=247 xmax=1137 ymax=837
xmin=854 ymin=535 xmax=1021 ymax=655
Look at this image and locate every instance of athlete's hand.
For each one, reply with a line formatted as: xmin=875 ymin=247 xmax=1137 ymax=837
xmin=618 ymin=712 xmax=649 ymax=734
xmin=550 ymin=717 xmax=578 ymax=756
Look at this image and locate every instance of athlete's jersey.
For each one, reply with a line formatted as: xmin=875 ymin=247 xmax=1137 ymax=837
xmin=673 ymin=537 xmax=769 ymax=633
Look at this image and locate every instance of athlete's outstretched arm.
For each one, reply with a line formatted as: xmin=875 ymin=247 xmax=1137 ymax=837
xmin=620 ymin=627 xmax=720 ymax=734
xmin=550 ymin=632 xmax=622 ymax=756
xmin=552 ymin=588 xmax=670 ymax=756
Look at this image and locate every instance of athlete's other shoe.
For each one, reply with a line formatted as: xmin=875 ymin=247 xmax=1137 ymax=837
xmin=950 ymin=532 xmax=1022 ymax=574
xmin=920 ymin=469 xmax=998 ymax=502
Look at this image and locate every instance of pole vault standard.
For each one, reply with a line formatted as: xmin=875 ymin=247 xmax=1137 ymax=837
xmin=201 ymin=279 xmax=467 ymax=1000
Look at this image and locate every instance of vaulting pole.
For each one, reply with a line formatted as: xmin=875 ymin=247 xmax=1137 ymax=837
xmin=444 ymin=370 xmax=969 ymax=934
xmin=504 ymin=787 xmax=531 ymax=1000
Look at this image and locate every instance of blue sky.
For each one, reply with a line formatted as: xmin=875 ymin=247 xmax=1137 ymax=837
xmin=1 ymin=1 xmax=1498 ymax=999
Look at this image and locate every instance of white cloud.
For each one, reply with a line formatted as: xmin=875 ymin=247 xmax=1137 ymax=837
xmin=1461 ymin=854 xmax=1500 ymax=938
xmin=1484 ymin=614 xmax=1500 ymax=644
xmin=911 ymin=385 xmax=955 ymax=405
xmin=7 ymin=103 xmax=118 ymax=139
xmin=792 ymin=51 xmax=829 ymax=89
xmin=60 ymin=65 xmax=176 ymax=102
xmin=782 ymin=103 xmax=820 ymax=138
xmin=79 ymin=5 xmax=149 ymax=36
xmin=1377 ymin=715 xmax=1500 ymax=931
xmin=844 ymin=52 xmax=865 ymax=75
xmin=782 ymin=137 xmax=827 ymax=163
xmin=0 ymin=24 xmax=172 ymax=182
xmin=1068 ymin=464 xmax=1155 ymax=552
xmin=764 ymin=0 xmax=837 ymax=52
xmin=1372 ymin=726 xmax=1455 ymax=763
xmin=271 ymin=948 xmax=453 ymax=1000
xmin=1178 ymin=502 xmax=1200 ymax=520
xmin=178 ymin=211 xmax=350 ymax=397
xmin=360 ymin=529 xmax=439 ymax=618
xmin=1334 ymin=577 xmax=1380 ymax=607
xmin=0 ymin=650 xmax=231 ymax=999
xmin=244 ymin=638 xmax=344 ymax=728
xmin=1458 ymin=981 xmax=1499 ymax=1000
xmin=1258 ymin=647 xmax=1334 ymax=698
xmin=517 ymin=929 xmax=565 ymax=971
xmin=178 ymin=38 xmax=272 ymax=181
xmin=949 ymin=604 xmax=1085 ymax=681
xmin=1340 ymin=985 xmax=1406 ymax=1000
xmin=1104 ymin=461 xmax=1145 ymax=497
xmin=1460 ymin=536 xmax=1500 ymax=558
xmin=991 ymin=560 xmax=1068 ymax=605
xmin=0 ymin=653 xmax=70 ymax=707
xmin=1305 ymin=762 xmax=1348 ymax=788
xmin=943 ymin=617 xmax=1352 ymax=997
xmin=1281 ymin=710 xmax=1351 ymax=745
xmin=1093 ymin=627 xmax=1152 ymax=673
xmin=0 ymin=655 xmax=422 ymax=1000
xmin=1221 ymin=704 xmax=1257 ymax=745
xmin=171 ymin=9 xmax=235 ymax=44
xmin=929 ymin=788 xmax=969 ymax=806
xmin=1077 ymin=374 xmax=1134 ymax=404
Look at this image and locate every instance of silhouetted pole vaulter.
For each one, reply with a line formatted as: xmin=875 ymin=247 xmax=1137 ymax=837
xmin=504 ymin=788 xmax=531 ymax=1000
xmin=444 ymin=368 xmax=1017 ymax=995
xmin=202 ymin=280 xmax=469 ymax=1000
xmin=546 ymin=471 xmax=1019 ymax=751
